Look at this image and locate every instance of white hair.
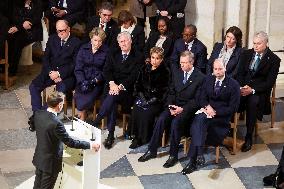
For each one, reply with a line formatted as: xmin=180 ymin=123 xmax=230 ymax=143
xmin=117 ymin=31 xmax=132 ymax=42
xmin=254 ymin=31 xmax=269 ymax=43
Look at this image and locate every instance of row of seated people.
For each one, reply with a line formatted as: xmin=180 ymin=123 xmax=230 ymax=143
xmin=27 ymin=17 xmax=281 ymax=176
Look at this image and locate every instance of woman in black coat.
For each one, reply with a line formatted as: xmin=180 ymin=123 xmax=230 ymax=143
xmin=74 ymin=27 xmax=109 ymax=120
xmin=206 ymin=26 xmax=243 ymax=78
xmin=144 ymin=16 xmax=174 ymax=64
xmin=110 ymin=10 xmax=145 ymax=53
xmin=129 ymin=46 xmax=170 ymax=149
xmin=7 ymin=0 xmax=43 ymax=76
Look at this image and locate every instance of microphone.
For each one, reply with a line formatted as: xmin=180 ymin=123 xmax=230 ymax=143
xmin=73 ymin=117 xmax=96 ymax=141
xmin=63 ymin=114 xmax=75 ymax=131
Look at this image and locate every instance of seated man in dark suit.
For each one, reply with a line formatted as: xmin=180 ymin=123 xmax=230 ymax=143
xmin=29 ymin=20 xmax=81 ymax=119
xmin=46 ymin=0 xmax=86 ymax=34
xmin=236 ymin=31 xmax=281 ymax=152
xmin=138 ymin=51 xmax=205 ymax=168
xmin=181 ymin=59 xmax=240 ymax=175
xmin=170 ymin=25 xmax=208 ymax=74
xmin=91 ymin=31 xmax=143 ymax=149
xmin=32 ymin=91 xmax=100 ymax=189
xmin=84 ymin=1 xmax=117 ymax=46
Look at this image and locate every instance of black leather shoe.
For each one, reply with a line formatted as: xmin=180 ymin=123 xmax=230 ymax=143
xmin=196 ymin=155 xmax=205 ymax=166
xmin=241 ymin=138 xmax=252 ymax=152
xmin=129 ymin=139 xmax=141 ymax=149
xmin=104 ymin=135 xmax=114 ymax=149
xmin=77 ymin=161 xmax=83 ymax=166
xmin=181 ymin=159 xmax=197 ymax=175
xmin=28 ymin=115 xmax=35 ymax=132
xmin=163 ymin=156 xmax=178 ymax=168
xmin=138 ymin=150 xmax=157 ymax=162
xmin=263 ymin=173 xmax=276 ymax=186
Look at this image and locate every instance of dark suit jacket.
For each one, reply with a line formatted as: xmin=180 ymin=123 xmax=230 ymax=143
xmin=155 ymin=0 xmax=187 ymax=14
xmin=171 ymin=38 xmax=208 ymax=70
xmin=32 ymin=110 xmax=90 ymax=174
xmin=207 ymin=42 xmax=243 ymax=78
xmin=10 ymin=0 xmax=43 ymax=42
xmin=144 ymin=31 xmax=174 ymax=59
xmin=84 ymin=15 xmax=117 ymax=46
xmin=0 ymin=14 xmax=9 ymax=59
xmin=111 ymin=25 xmax=145 ymax=53
xmin=236 ymin=48 xmax=281 ymax=118
xmin=49 ymin=0 xmax=85 ymax=25
xmin=199 ymin=75 xmax=240 ymax=145
xmin=167 ymin=64 xmax=205 ymax=114
xmin=103 ymin=48 xmax=144 ymax=92
xmin=34 ymin=34 xmax=81 ymax=86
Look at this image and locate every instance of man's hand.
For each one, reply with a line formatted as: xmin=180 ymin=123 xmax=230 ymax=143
xmin=91 ymin=143 xmax=100 ymax=152
xmin=160 ymin=11 xmax=169 ymax=16
xmin=54 ymin=77 xmax=62 ymax=83
xmin=240 ymin=85 xmax=253 ymax=96
xmin=51 ymin=7 xmax=60 ymax=13
xmin=169 ymin=105 xmax=183 ymax=116
xmin=23 ymin=21 xmax=32 ymax=30
xmin=205 ymin=105 xmax=216 ymax=117
xmin=109 ymin=82 xmax=120 ymax=95
xmin=49 ymin=71 xmax=60 ymax=81
xmin=56 ymin=10 xmax=66 ymax=17
xmin=8 ymin=26 xmax=18 ymax=34
xmin=143 ymin=0 xmax=151 ymax=4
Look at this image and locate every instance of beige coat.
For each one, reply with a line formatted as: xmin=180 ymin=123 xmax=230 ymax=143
xmin=129 ymin=0 xmax=157 ymax=18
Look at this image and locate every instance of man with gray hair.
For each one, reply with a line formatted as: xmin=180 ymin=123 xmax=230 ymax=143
xmin=236 ymin=31 xmax=281 ymax=152
xmin=138 ymin=50 xmax=205 ymax=168
xmin=91 ymin=31 xmax=143 ymax=149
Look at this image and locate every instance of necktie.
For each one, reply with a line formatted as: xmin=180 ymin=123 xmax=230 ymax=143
xmin=183 ymin=72 xmax=188 ymax=84
xmin=61 ymin=40 xmax=66 ymax=47
xmin=214 ymin=80 xmax=221 ymax=95
xmin=253 ymin=53 xmax=261 ymax=71
xmin=122 ymin=54 xmax=128 ymax=62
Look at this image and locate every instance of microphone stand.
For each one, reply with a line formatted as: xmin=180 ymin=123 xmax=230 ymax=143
xmin=63 ymin=114 xmax=75 ymax=131
xmin=73 ymin=117 xmax=96 ymax=141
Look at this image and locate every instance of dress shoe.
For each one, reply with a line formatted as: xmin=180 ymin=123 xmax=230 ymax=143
xmin=129 ymin=139 xmax=141 ymax=149
xmin=28 ymin=115 xmax=35 ymax=132
xmin=104 ymin=135 xmax=114 ymax=149
xmin=263 ymin=173 xmax=276 ymax=186
xmin=138 ymin=150 xmax=157 ymax=162
xmin=163 ymin=156 xmax=178 ymax=168
xmin=77 ymin=161 xmax=83 ymax=166
xmin=196 ymin=155 xmax=205 ymax=166
xmin=241 ymin=138 xmax=252 ymax=152
xmin=181 ymin=159 xmax=197 ymax=175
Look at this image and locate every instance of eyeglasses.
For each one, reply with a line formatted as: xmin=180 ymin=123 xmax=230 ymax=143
xmin=56 ymin=29 xmax=68 ymax=33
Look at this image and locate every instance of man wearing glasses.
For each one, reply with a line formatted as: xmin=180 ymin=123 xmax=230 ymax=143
xmin=28 ymin=20 xmax=81 ymax=125
xmin=171 ymin=25 xmax=207 ymax=74
xmin=85 ymin=2 xmax=117 ymax=46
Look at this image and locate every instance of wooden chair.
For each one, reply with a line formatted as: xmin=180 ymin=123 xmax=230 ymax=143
xmin=0 ymin=40 xmax=9 ymax=89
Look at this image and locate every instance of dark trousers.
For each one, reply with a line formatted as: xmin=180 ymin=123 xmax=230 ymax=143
xmin=148 ymin=109 xmax=189 ymax=158
xmin=95 ymin=91 xmax=132 ymax=132
xmin=33 ymin=168 xmax=58 ymax=189
xmin=136 ymin=16 xmax=157 ymax=32
xmin=29 ymin=75 xmax=75 ymax=112
xmin=241 ymin=94 xmax=260 ymax=137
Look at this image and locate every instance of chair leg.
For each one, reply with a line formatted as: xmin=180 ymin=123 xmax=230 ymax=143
xmin=72 ymin=96 xmax=76 ymax=118
xmin=184 ymin=138 xmax=189 ymax=155
xmin=255 ymin=123 xmax=258 ymax=137
xmin=63 ymin=96 xmax=68 ymax=115
xmin=232 ymin=113 xmax=238 ymax=155
xmin=122 ymin=114 xmax=127 ymax=135
xmin=4 ymin=63 xmax=8 ymax=90
xmin=215 ymin=146 xmax=220 ymax=164
xmin=162 ymin=131 xmax=166 ymax=147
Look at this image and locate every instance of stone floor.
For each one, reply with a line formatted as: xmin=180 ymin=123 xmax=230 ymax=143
xmin=1 ymin=61 xmax=284 ymax=189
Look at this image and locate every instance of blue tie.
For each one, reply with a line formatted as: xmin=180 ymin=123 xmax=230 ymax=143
xmin=253 ymin=53 xmax=261 ymax=71
xmin=214 ymin=80 xmax=221 ymax=95
xmin=122 ymin=54 xmax=128 ymax=62
xmin=183 ymin=72 xmax=188 ymax=84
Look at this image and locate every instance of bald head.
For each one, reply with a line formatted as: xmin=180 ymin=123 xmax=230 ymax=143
xmin=213 ymin=59 xmax=226 ymax=79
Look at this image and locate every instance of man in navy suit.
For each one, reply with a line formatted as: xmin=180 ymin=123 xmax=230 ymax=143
xmin=138 ymin=51 xmax=205 ymax=168
xmin=46 ymin=0 xmax=86 ymax=34
xmin=171 ymin=25 xmax=208 ymax=74
xmin=29 ymin=20 xmax=81 ymax=119
xmin=236 ymin=31 xmax=281 ymax=152
xmin=84 ymin=1 xmax=117 ymax=46
xmin=181 ymin=59 xmax=240 ymax=175
xmin=91 ymin=31 xmax=143 ymax=149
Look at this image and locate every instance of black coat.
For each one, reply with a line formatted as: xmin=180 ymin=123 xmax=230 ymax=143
xmin=134 ymin=62 xmax=170 ymax=103
xmin=0 ymin=14 xmax=9 ymax=59
xmin=207 ymin=42 xmax=243 ymax=78
xmin=32 ymin=110 xmax=90 ymax=174
xmin=85 ymin=15 xmax=117 ymax=46
xmin=236 ymin=48 xmax=281 ymax=119
xmin=144 ymin=31 xmax=174 ymax=59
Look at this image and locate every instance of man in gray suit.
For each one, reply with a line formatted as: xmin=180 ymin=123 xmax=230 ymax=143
xmin=32 ymin=91 xmax=100 ymax=189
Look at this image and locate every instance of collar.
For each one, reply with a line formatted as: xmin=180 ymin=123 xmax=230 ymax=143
xmin=61 ymin=33 xmax=70 ymax=43
xmin=254 ymin=48 xmax=268 ymax=59
xmin=184 ymin=67 xmax=194 ymax=77
xmin=47 ymin=107 xmax=57 ymax=116
xmin=215 ymin=75 xmax=225 ymax=84
xmin=185 ymin=39 xmax=194 ymax=46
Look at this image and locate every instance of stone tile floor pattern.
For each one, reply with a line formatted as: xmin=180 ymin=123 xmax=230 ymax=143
xmin=0 ymin=63 xmax=284 ymax=189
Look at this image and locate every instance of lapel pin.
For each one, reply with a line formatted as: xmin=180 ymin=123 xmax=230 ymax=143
xmin=190 ymin=81 xmax=192 ymax=82
xmin=224 ymin=85 xmax=226 ymax=88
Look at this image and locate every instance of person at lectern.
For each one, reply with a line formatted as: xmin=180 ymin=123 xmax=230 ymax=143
xmin=31 ymin=91 xmax=100 ymax=189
